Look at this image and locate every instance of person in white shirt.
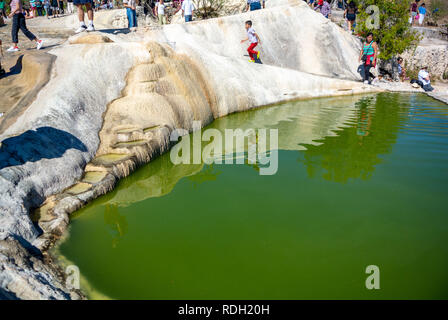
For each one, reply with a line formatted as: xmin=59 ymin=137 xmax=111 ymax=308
xmin=155 ymin=0 xmax=166 ymax=25
xmin=182 ymin=0 xmax=195 ymax=23
xmin=418 ymin=66 xmax=434 ymax=92
xmin=241 ymin=20 xmax=261 ymax=63
xmin=124 ymin=0 xmax=137 ymax=31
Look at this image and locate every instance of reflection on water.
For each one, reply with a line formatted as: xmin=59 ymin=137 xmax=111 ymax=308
xmin=104 ymin=204 xmax=128 ymax=248
xmin=57 ymin=93 xmax=448 ymax=299
xmin=300 ymin=94 xmax=405 ymax=183
xmin=187 ymin=164 xmax=222 ymax=188
xmin=99 ymin=95 xmax=381 ymax=208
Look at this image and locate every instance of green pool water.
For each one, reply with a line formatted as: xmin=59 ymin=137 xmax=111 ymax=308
xmin=55 ymin=93 xmax=448 ymax=299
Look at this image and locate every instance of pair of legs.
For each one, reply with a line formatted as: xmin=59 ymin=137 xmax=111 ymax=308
xmin=418 ymin=14 xmax=425 ymax=26
xmin=158 ymin=14 xmax=167 ymax=25
xmin=1 ymin=8 xmax=7 ymax=19
xmin=361 ymin=63 xmax=373 ymax=84
xmin=410 ymin=12 xmax=417 ymax=26
xmin=75 ymin=2 xmax=94 ymax=32
xmin=247 ymin=42 xmax=259 ymax=61
xmin=11 ymin=13 xmax=42 ymax=48
xmin=126 ymin=8 xmax=137 ymax=29
xmin=67 ymin=2 xmax=75 ymax=14
xmin=347 ymin=17 xmax=355 ymax=32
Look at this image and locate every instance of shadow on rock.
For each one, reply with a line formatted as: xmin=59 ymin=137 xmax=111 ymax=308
xmin=0 ymin=126 xmax=88 ymax=170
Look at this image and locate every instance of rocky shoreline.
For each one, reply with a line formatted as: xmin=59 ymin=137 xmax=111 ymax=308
xmin=1 ymin=1 xmax=446 ymax=299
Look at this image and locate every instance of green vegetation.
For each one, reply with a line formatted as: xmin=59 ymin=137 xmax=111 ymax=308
xmin=355 ymin=0 xmax=420 ymax=60
xmin=193 ymin=0 xmax=225 ymax=19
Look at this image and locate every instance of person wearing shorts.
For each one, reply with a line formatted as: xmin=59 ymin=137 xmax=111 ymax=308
xmin=344 ymin=1 xmax=357 ymax=33
xmin=410 ymin=0 xmax=419 ymax=26
xmin=74 ymin=0 xmax=95 ymax=33
xmin=51 ymin=0 xmax=59 ymax=18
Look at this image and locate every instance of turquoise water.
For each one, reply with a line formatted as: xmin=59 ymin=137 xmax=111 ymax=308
xmin=56 ymin=93 xmax=448 ymax=299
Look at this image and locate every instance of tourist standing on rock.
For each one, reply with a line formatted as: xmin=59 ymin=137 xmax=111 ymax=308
xmin=358 ymin=32 xmax=378 ymax=85
xmin=418 ymin=66 xmax=434 ymax=92
xmin=410 ymin=0 xmax=420 ymax=26
xmin=246 ymin=0 xmax=265 ymax=12
xmin=50 ymin=0 xmax=59 ymax=18
xmin=124 ymin=0 xmax=137 ymax=31
xmin=241 ymin=20 xmax=261 ymax=63
xmin=344 ymin=1 xmax=357 ymax=34
xmin=6 ymin=0 xmax=44 ymax=52
xmin=43 ymin=0 xmax=50 ymax=19
xmin=418 ymin=3 xmax=426 ymax=26
xmin=181 ymin=0 xmax=194 ymax=23
xmin=155 ymin=0 xmax=166 ymax=25
xmin=58 ymin=0 xmax=65 ymax=15
xmin=74 ymin=0 xmax=95 ymax=33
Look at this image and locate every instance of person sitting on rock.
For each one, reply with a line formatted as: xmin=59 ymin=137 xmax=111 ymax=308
xmin=246 ymin=0 xmax=265 ymax=12
xmin=397 ymin=57 xmax=408 ymax=82
xmin=74 ymin=0 xmax=95 ymax=33
xmin=418 ymin=66 xmax=434 ymax=92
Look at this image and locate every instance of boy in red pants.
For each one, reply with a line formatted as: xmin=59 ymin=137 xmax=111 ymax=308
xmin=241 ymin=20 xmax=261 ymax=63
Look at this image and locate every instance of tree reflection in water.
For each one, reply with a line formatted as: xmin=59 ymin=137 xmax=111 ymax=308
xmin=299 ymin=94 xmax=406 ymax=183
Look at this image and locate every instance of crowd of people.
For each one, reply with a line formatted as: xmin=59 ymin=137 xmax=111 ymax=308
xmin=0 ymin=0 xmax=440 ymax=92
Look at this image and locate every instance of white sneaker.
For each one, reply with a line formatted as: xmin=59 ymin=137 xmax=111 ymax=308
xmin=36 ymin=39 xmax=44 ymax=50
xmin=363 ymin=80 xmax=369 ymax=84
xmin=86 ymin=24 xmax=95 ymax=32
xmin=75 ymin=25 xmax=87 ymax=34
xmin=7 ymin=46 xmax=19 ymax=52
